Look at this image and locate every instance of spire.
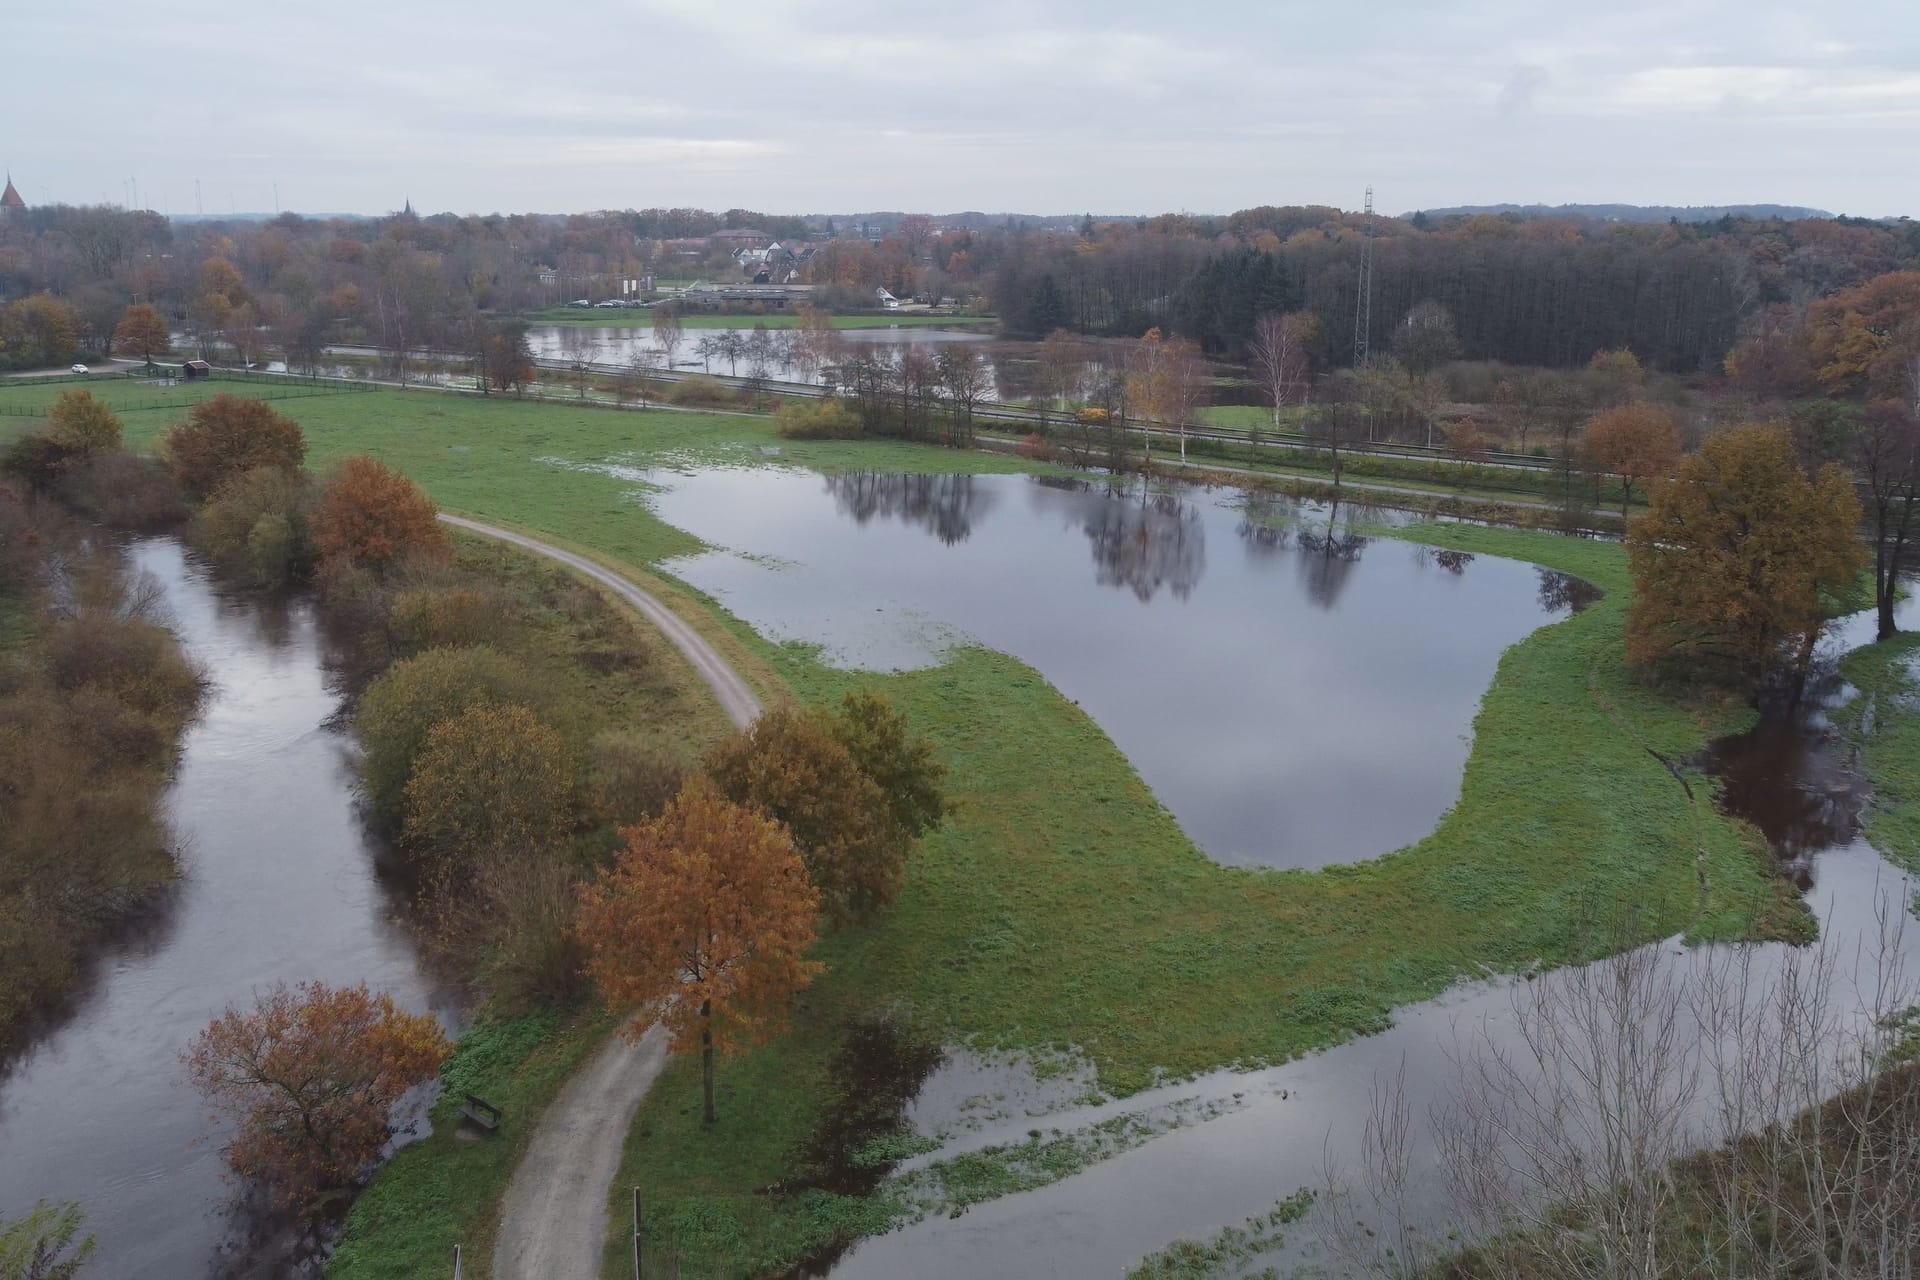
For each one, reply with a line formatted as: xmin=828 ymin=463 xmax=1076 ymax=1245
xmin=0 ymin=174 xmax=24 ymax=210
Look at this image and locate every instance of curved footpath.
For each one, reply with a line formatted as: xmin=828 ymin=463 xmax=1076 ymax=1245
xmin=437 ymin=514 xmax=761 ymax=1280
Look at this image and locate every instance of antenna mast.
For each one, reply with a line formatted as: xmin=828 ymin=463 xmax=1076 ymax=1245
xmin=1352 ymin=186 xmax=1374 ymax=365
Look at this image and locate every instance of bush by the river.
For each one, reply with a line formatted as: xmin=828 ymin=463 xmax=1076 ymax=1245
xmin=194 ymin=465 xmax=319 ymax=589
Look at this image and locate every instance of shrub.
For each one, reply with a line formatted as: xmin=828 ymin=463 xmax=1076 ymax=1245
xmin=163 ymin=395 xmax=307 ymax=497
xmin=1017 ymin=431 xmax=1052 ymax=461
xmin=196 ymin=466 xmax=318 ymax=588
xmin=354 ymin=646 xmax=545 ymax=830
xmin=58 ymin=452 xmax=187 ymax=530
xmin=664 ymin=375 xmax=742 ymax=408
xmin=312 ymin=455 xmax=449 ymax=573
xmin=0 ymin=432 xmax=80 ymax=494
xmin=46 ymin=613 xmax=204 ymax=731
xmin=588 ymin=729 xmax=687 ymax=827
xmin=401 ymin=703 xmax=577 ymax=875
xmin=774 ymin=396 xmax=863 ymax=440
xmin=387 ymin=585 xmax=509 ymax=655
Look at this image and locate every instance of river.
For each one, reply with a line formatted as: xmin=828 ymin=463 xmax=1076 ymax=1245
xmin=0 ymin=539 xmax=454 ymax=1278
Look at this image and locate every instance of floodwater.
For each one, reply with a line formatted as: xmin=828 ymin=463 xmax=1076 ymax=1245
xmin=617 ymin=466 xmax=1584 ymax=869
xmin=818 ymin=594 xmax=1920 ymax=1280
xmin=526 ymin=323 xmax=1002 ymax=388
xmin=0 ymin=540 xmax=455 ymax=1278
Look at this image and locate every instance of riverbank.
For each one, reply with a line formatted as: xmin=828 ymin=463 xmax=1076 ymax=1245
xmin=1837 ymin=631 xmax=1920 ymax=873
xmin=2 ymin=382 xmax=1804 ymax=1273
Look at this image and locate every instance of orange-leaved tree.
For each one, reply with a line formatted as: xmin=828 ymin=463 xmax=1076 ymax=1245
xmin=163 ymin=395 xmax=306 ymax=497
xmin=1581 ymin=401 xmax=1683 ymax=519
xmin=1626 ymin=424 xmax=1863 ymax=691
xmin=705 ymin=707 xmax=895 ymax=920
xmin=184 ymin=981 xmax=450 ymax=1206
xmin=111 ymin=303 xmax=171 ymax=363
xmin=575 ymin=776 xmax=820 ymax=1124
xmin=312 ymin=455 xmax=449 ymax=572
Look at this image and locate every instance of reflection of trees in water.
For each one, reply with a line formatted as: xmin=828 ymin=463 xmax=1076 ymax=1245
xmin=1536 ymin=568 xmax=1604 ymax=614
xmin=1297 ymin=525 xmax=1368 ymax=609
xmin=1083 ymin=488 xmax=1207 ymax=601
xmin=824 ymin=472 xmax=1000 ymax=546
xmin=1414 ymin=546 xmax=1476 ymax=575
xmin=1027 ymin=476 xmax=1206 ymax=601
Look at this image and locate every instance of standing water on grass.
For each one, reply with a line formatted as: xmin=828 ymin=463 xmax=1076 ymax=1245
xmin=602 ymin=465 xmax=1587 ymax=868
xmin=0 ymin=539 xmax=454 ymax=1278
xmin=821 ymin=591 xmax=1920 ymax=1280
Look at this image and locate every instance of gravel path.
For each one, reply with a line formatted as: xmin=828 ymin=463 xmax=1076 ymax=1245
xmin=440 ymin=516 xmax=759 ymax=1279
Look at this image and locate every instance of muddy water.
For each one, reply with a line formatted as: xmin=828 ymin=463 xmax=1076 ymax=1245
xmin=0 ymin=540 xmax=455 ymax=1278
xmin=609 ymin=467 xmax=1582 ymax=869
xmin=825 ymin=596 xmax=1920 ymax=1280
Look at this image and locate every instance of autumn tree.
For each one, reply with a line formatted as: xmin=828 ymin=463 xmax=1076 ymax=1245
xmin=111 ymin=303 xmax=171 ymax=364
xmin=481 ymin=322 xmax=535 ymax=395
xmin=1804 ymin=270 xmax=1920 ymax=399
xmin=184 ymin=982 xmax=451 ymax=1206
xmin=1627 ymin=425 xmax=1864 ymax=690
xmin=402 ymin=703 xmax=576 ymax=875
xmin=355 ymin=645 xmax=545 ymax=828
xmin=824 ymin=691 xmax=948 ymax=845
xmin=1581 ymin=401 xmax=1683 ymax=519
xmin=1392 ymin=301 xmax=1461 ymax=446
xmin=196 ymin=465 xmax=318 ymax=588
xmin=1247 ymin=311 xmax=1317 ymax=430
xmin=705 ymin=707 xmax=896 ymax=919
xmin=45 ymin=389 xmax=122 ymax=456
xmin=163 ymin=395 xmax=307 ymax=497
xmin=1126 ymin=328 xmax=1209 ymax=463
xmin=311 ymin=455 xmax=449 ymax=572
xmin=1446 ymin=417 xmax=1491 ymax=473
xmin=935 ymin=344 xmax=988 ymax=447
xmin=1855 ymin=400 xmax=1920 ymax=640
xmin=575 ymin=777 xmax=820 ymax=1124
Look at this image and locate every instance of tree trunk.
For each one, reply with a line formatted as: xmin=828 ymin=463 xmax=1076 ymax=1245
xmin=701 ymin=1000 xmax=715 ymax=1125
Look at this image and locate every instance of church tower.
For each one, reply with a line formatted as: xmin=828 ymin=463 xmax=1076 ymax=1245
xmin=0 ymin=174 xmax=25 ymax=223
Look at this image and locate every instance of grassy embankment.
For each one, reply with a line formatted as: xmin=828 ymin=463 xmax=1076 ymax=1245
xmin=1837 ymin=632 xmax=1920 ymax=873
xmin=521 ymin=309 xmax=998 ymax=330
xmin=325 ymin=530 xmax=738 ymax=1279
xmin=0 ymin=379 xmax=1801 ymax=1274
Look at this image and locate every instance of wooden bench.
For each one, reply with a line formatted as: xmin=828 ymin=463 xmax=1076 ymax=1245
xmin=459 ymin=1093 xmax=503 ymax=1133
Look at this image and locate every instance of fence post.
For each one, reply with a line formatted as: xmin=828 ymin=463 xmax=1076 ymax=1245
xmin=632 ymin=1185 xmax=642 ymax=1279
xmin=452 ymin=1243 xmax=462 ymax=1279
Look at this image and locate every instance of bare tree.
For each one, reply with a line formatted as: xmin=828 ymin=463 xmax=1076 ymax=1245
xmin=1248 ymin=311 xmax=1317 ymax=432
xmin=936 ymin=344 xmax=989 ymax=447
xmin=652 ymin=304 xmax=684 ymax=369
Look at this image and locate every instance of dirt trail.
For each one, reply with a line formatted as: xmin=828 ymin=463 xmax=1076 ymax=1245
xmin=441 ymin=517 xmax=759 ymax=1279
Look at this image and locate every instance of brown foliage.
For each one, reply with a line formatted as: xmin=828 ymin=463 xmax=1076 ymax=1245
xmin=1805 ymin=269 xmax=1920 ymax=399
xmin=312 ymin=455 xmax=449 ymax=573
xmin=45 ymin=390 xmax=122 ymax=455
xmin=184 ymin=982 xmax=450 ymax=1206
xmin=1581 ymin=401 xmax=1683 ymax=517
xmin=111 ymin=303 xmax=171 ymax=362
xmin=575 ymin=777 xmax=820 ymax=1122
xmin=401 ymin=702 xmax=577 ymax=874
xmin=1626 ymin=425 xmax=1864 ymax=689
xmin=705 ymin=707 xmax=897 ymax=920
xmin=163 ymin=395 xmax=307 ymax=498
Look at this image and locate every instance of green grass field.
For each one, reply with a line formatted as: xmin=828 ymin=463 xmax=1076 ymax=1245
xmin=522 ymin=310 xmax=997 ymax=330
xmin=0 ymin=378 xmax=1804 ymax=1275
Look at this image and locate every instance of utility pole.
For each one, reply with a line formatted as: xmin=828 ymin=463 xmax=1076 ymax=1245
xmin=1352 ymin=185 xmax=1374 ymax=366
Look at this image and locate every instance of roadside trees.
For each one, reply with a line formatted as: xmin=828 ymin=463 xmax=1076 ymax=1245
xmin=1126 ymin=328 xmax=1208 ymax=463
xmin=1247 ymin=311 xmax=1316 ymax=431
xmin=184 ymin=982 xmax=451 ymax=1206
xmin=652 ymin=304 xmax=684 ymax=370
xmin=111 ymin=303 xmax=171 ymax=364
xmin=1581 ymin=401 xmax=1683 ymax=519
xmin=1626 ymin=425 xmax=1863 ymax=691
xmin=575 ymin=777 xmax=820 ymax=1125
xmin=482 ymin=322 xmax=535 ymax=395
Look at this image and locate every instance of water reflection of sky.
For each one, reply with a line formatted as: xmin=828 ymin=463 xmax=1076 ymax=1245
xmin=624 ymin=466 xmax=1581 ymax=870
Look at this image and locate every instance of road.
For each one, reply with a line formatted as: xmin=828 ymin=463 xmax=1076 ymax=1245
xmin=438 ymin=515 xmax=759 ymax=1280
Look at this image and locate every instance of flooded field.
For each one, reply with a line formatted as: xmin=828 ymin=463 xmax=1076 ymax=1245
xmin=608 ymin=465 xmax=1584 ymax=869
xmin=0 ymin=541 xmax=454 ymax=1278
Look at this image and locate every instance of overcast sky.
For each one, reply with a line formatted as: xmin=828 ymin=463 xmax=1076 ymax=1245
xmin=10 ymin=0 xmax=1919 ymax=218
